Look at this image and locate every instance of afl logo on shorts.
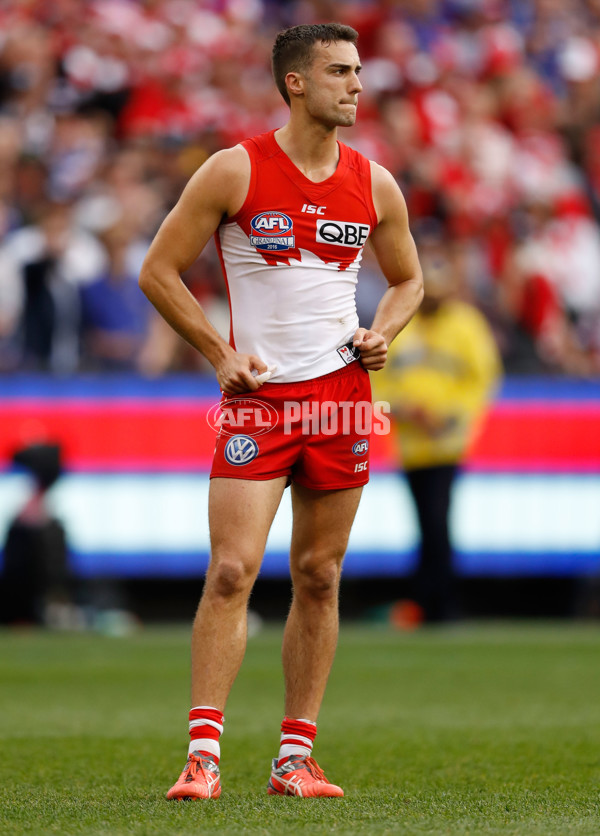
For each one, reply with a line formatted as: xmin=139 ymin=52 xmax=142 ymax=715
xmin=352 ymin=439 xmax=369 ymax=456
xmin=250 ymin=212 xmax=295 ymax=252
xmin=224 ymin=435 xmax=259 ymax=466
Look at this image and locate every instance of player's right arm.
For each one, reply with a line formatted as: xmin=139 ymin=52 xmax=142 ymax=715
xmin=138 ymin=146 xmax=267 ymax=393
xmin=352 ymin=162 xmax=424 ymax=371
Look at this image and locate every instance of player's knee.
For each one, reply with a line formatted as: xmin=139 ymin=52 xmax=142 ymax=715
xmin=293 ymin=559 xmax=341 ymax=602
xmin=207 ymin=557 xmax=256 ymax=600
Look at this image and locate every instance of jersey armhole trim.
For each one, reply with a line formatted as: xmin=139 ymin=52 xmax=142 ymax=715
xmin=363 ymin=159 xmax=379 ymax=230
xmin=222 ymin=142 xmax=256 ymax=225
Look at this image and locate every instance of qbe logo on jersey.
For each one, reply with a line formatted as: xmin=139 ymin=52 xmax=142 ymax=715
xmin=224 ymin=435 xmax=259 ymax=466
xmin=250 ymin=211 xmax=295 ymax=252
xmin=316 ymin=219 xmax=370 ymax=248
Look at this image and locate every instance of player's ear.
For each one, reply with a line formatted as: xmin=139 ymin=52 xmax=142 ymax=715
xmin=285 ymin=71 xmax=304 ymax=99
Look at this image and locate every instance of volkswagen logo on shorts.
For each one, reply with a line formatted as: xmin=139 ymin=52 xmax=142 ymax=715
xmin=224 ymin=435 xmax=259 ymax=466
xmin=352 ymin=439 xmax=369 ymax=456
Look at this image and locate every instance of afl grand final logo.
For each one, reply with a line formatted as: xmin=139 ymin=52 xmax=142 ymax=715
xmin=250 ymin=211 xmax=295 ymax=252
xmin=224 ymin=435 xmax=259 ymax=466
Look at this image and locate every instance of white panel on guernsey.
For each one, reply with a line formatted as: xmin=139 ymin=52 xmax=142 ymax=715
xmin=218 ymin=224 xmax=362 ymax=383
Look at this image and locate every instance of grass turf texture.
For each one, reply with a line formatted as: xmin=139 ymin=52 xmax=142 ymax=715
xmin=1 ymin=623 xmax=599 ymax=835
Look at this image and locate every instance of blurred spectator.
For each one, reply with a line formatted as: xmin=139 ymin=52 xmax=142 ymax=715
xmin=0 ymin=0 xmax=599 ymax=376
xmin=372 ymin=249 xmax=502 ymax=623
xmin=0 ymin=443 xmax=71 ymax=626
xmin=79 ymin=220 xmax=153 ymax=371
xmin=0 ymin=200 xmax=106 ymax=372
xmin=504 ymin=195 xmax=600 ymax=374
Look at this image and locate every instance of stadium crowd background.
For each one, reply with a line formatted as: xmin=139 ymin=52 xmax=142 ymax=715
xmin=1 ymin=0 xmax=600 ymax=379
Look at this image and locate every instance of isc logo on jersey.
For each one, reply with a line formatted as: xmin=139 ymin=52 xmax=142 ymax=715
xmin=250 ymin=212 xmax=295 ymax=252
xmin=316 ymin=219 xmax=370 ymax=248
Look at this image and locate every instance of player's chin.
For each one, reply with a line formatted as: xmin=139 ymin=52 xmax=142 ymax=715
xmin=338 ymin=112 xmax=357 ymax=127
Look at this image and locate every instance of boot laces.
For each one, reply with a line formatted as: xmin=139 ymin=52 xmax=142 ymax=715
xmin=304 ymin=756 xmax=327 ymax=782
xmin=184 ymin=752 xmax=214 ymax=782
xmin=183 ymin=753 xmax=201 ymax=781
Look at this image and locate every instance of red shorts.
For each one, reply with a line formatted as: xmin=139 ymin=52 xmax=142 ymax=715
xmin=210 ymin=362 xmax=372 ymax=490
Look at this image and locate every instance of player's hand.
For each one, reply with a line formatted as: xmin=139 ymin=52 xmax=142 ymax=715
xmin=353 ymin=328 xmax=388 ymax=371
xmin=215 ymin=352 xmax=269 ymax=394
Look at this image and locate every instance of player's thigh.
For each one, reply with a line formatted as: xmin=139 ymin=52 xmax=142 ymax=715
xmin=289 ymin=483 xmax=363 ymax=573
xmin=209 ymin=476 xmax=287 ymax=570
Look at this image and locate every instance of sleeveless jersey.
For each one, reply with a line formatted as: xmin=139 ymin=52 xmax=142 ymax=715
xmin=214 ymin=129 xmax=378 ymax=383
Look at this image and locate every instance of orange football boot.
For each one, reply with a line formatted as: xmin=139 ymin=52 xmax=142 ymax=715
xmin=267 ymin=755 xmax=344 ymax=798
xmin=166 ymin=751 xmax=221 ymax=800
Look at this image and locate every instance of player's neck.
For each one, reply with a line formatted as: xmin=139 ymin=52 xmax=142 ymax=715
xmin=274 ymin=120 xmax=340 ymax=183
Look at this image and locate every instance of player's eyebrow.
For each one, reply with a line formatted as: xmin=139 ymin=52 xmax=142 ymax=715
xmin=327 ymin=62 xmax=363 ymax=73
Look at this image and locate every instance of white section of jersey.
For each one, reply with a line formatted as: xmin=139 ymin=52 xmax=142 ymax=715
xmin=218 ymin=222 xmax=362 ymax=382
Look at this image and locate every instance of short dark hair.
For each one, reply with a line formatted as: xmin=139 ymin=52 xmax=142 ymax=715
xmin=272 ymin=23 xmax=359 ymax=106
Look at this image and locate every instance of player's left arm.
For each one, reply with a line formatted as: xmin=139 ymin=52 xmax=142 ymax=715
xmin=353 ymin=162 xmax=424 ymax=371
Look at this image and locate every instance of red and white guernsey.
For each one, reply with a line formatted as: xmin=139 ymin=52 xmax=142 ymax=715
xmin=215 ymin=129 xmax=378 ymax=383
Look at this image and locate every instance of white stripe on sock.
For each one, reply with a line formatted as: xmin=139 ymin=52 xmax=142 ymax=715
xmin=189 ymin=718 xmax=224 ymax=734
xmin=280 ymin=733 xmax=314 ymax=747
xmin=188 ymin=737 xmax=220 ymax=758
xmin=278 ymin=742 xmax=312 ymax=761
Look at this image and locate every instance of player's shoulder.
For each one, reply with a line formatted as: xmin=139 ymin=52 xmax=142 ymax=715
xmin=367 ymin=160 xmax=406 ymax=223
xmin=369 ymin=160 xmax=401 ymax=192
xmin=198 ymin=144 xmax=250 ymax=179
xmin=184 ymin=144 xmax=250 ymax=212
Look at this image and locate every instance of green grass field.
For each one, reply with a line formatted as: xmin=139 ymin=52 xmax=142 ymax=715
xmin=1 ymin=621 xmax=599 ymax=835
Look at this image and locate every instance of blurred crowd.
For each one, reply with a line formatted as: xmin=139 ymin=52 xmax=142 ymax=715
xmin=1 ymin=0 xmax=600 ymax=376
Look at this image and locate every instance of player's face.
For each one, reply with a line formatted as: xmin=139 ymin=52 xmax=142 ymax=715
xmin=301 ymin=41 xmax=363 ymax=128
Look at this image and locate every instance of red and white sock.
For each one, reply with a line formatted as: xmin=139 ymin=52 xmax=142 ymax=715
xmin=277 ymin=716 xmax=317 ymax=766
xmin=188 ymin=706 xmax=224 ymax=762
